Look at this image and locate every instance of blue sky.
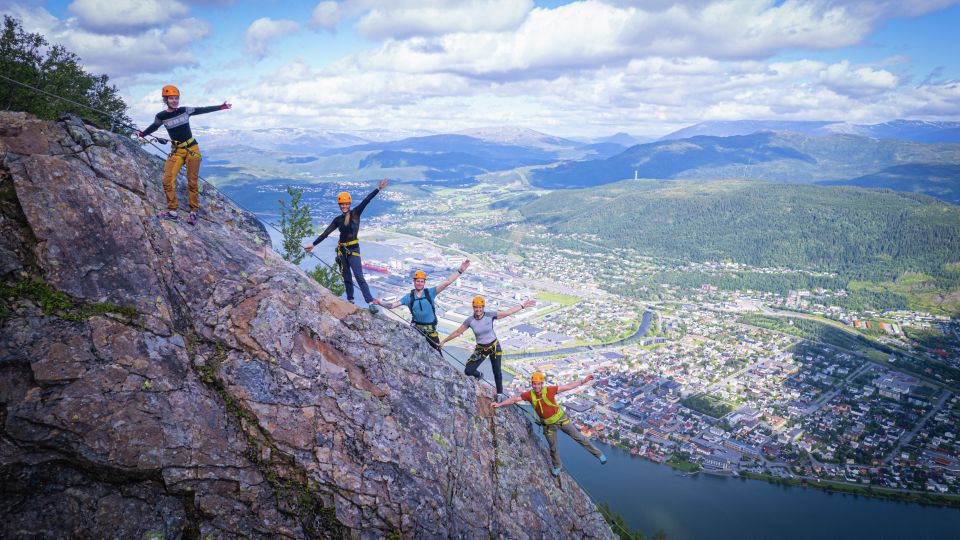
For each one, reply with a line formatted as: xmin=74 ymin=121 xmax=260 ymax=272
xmin=5 ymin=0 xmax=960 ymax=138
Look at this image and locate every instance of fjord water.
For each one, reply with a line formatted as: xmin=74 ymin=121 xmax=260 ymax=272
xmin=434 ymin=350 xmax=959 ymax=539
xmin=558 ymin=439 xmax=960 ymax=540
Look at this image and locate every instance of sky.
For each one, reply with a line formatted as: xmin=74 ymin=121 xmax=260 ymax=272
xmin=3 ymin=0 xmax=960 ymax=139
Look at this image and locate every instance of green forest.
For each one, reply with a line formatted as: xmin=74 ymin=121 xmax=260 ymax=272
xmin=736 ymin=314 xmax=886 ymax=354
xmin=521 ymin=180 xmax=960 ymax=281
xmin=0 ymin=15 xmax=129 ymax=129
xmin=518 ymin=179 xmax=960 ymax=312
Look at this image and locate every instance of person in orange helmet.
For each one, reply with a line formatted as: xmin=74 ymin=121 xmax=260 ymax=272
xmin=305 ymin=179 xmax=388 ymax=312
xmin=493 ymin=371 xmax=606 ymax=476
xmin=375 ymin=260 xmax=470 ymax=347
xmin=137 ymin=85 xmax=231 ymax=225
xmin=439 ymin=295 xmax=535 ymax=401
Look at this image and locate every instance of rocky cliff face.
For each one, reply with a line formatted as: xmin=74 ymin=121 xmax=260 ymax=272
xmin=0 ymin=112 xmax=614 ymax=539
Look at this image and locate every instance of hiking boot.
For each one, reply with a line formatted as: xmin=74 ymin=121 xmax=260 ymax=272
xmin=599 ymin=454 xmax=608 ymax=465
xmin=187 ymin=212 xmax=197 ymax=225
xmin=551 ymin=467 xmax=561 ymax=477
xmin=159 ymin=210 xmax=179 ymax=222
xmin=368 ymin=304 xmax=379 ymax=314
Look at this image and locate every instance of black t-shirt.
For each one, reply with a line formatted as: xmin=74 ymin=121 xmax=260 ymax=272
xmin=143 ymin=105 xmax=221 ymax=143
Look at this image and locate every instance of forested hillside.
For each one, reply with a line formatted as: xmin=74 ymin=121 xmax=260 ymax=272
xmin=520 ymin=179 xmax=960 ymax=282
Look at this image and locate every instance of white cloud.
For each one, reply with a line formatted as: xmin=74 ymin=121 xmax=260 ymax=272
xmin=222 ymin=51 xmax=960 ymax=137
xmin=818 ymin=61 xmax=899 ymax=97
xmin=352 ymin=2 xmax=633 ymax=78
xmin=244 ymin=18 xmax=300 ymax=59
xmin=309 ymin=1 xmax=341 ymax=31
xmin=354 ymin=0 xmax=533 ymax=40
xmin=67 ymin=0 xmax=188 ymax=34
xmin=338 ymin=0 xmax=960 ymax=82
xmin=62 ymin=18 xmax=213 ymax=77
xmin=5 ymin=4 xmax=211 ymax=77
xmin=308 ymin=0 xmax=532 ymax=37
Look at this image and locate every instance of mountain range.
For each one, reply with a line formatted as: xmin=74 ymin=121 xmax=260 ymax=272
xmin=194 ymin=120 xmax=960 ymax=204
xmin=659 ymin=119 xmax=960 ymax=143
xmin=528 ymin=132 xmax=960 ymax=202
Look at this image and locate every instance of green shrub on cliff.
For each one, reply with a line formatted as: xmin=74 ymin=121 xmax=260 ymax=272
xmin=0 ymin=15 xmax=130 ymax=129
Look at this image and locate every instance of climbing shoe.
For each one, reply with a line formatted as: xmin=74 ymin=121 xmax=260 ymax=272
xmin=158 ymin=210 xmax=179 ymax=222
xmin=599 ymin=454 xmax=608 ymax=465
xmin=368 ymin=304 xmax=379 ymax=314
xmin=187 ymin=212 xmax=197 ymax=225
xmin=495 ymin=393 xmax=506 ymax=403
xmin=551 ymin=467 xmax=561 ymax=477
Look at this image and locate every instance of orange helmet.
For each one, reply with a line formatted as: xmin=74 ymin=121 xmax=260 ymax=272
xmin=472 ymin=296 xmax=485 ymax=308
xmin=531 ymin=372 xmax=545 ymax=383
xmin=413 ymin=270 xmax=427 ymax=280
xmin=337 ymin=192 xmax=352 ymax=204
xmin=161 ymin=85 xmax=180 ymax=97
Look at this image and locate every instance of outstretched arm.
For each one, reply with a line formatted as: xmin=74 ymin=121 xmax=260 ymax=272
xmin=305 ymin=219 xmax=338 ymax=252
xmin=491 ymin=395 xmax=523 ymax=409
xmin=436 ymin=259 xmax=470 ymax=294
xmin=439 ymin=324 xmax=468 ymax=348
xmin=354 ymin=178 xmax=389 ymax=217
xmin=557 ymin=374 xmax=594 ymax=394
xmin=189 ymin=103 xmax=231 ymax=116
xmin=140 ymin=116 xmax=162 ymax=136
xmin=495 ymin=299 xmax=535 ymax=320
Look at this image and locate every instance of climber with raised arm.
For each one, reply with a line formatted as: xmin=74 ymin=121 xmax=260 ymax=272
xmin=374 ymin=260 xmax=470 ymax=347
xmin=137 ymin=85 xmax=231 ymax=225
xmin=439 ymin=296 xmax=535 ymax=402
xmin=305 ymin=178 xmax=388 ymax=313
xmin=493 ymin=371 xmax=607 ymax=476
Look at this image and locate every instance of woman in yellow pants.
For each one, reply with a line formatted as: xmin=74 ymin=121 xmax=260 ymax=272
xmin=138 ymin=85 xmax=230 ymax=225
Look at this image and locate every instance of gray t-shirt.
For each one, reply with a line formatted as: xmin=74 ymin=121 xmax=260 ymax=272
xmin=463 ymin=312 xmax=498 ymax=345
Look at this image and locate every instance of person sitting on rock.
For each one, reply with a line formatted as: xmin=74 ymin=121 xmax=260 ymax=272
xmin=373 ymin=260 xmax=470 ymax=347
xmin=492 ymin=371 xmax=607 ymax=476
xmin=305 ymin=179 xmax=388 ymax=313
xmin=137 ymin=85 xmax=231 ymax=225
xmin=439 ymin=295 xmax=534 ymax=401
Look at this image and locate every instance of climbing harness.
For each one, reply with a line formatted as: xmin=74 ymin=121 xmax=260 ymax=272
xmin=335 ymin=239 xmax=360 ymax=276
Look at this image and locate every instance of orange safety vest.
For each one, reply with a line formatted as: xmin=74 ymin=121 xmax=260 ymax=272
xmin=529 ymin=387 xmax=566 ymax=425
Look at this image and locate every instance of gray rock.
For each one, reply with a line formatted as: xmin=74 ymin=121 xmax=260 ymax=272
xmin=0 ymin=112 xmax=615 ymax=539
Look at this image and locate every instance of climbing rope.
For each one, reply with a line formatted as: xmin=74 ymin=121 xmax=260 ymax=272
xmin=377 ymin=306 xmax=541 ymax=423
xmin=4 ymin=73 xmax=640 ymax=539
xmin=0 ymin=72 xmax=136 ymax=133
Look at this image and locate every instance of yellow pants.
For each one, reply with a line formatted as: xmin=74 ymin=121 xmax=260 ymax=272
xmin=162 ymin=145 xmax=202 ymax=212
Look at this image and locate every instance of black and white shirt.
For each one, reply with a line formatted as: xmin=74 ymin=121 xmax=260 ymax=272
xmin=143 ymin=105 xmax=221 ymax=144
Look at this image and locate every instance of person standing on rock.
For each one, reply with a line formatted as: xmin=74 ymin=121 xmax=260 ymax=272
xmin=439 ymin=296 xmax=535 ymax=401
xmin=373 ymin=260 xmax=470 ymax=347
xmin=492 ymin=371 xmax=607 ymax=476
xmin=136 ymin=85 xmax=231 ymax=225
xmin=305 ymin=179 xmax=388 ymax=313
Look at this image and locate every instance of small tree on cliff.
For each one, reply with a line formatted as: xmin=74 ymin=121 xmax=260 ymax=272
xmin=0 ymin=15 xmax=130 ymax=130
xmin=276 ymin=186 xmax=345 ymax=295
xmin=277 ymin=186 xmax=313 ymax=265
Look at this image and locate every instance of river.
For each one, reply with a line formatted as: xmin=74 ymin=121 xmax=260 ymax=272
xmin=556 ymin=439 xmax=960 ymax=539
xmin=508 ymin=309 xmax=655 ymax=359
